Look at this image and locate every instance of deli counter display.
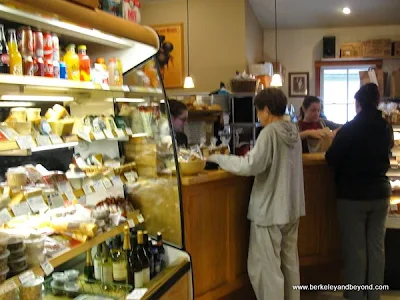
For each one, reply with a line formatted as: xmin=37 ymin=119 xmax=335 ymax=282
xmin=0 ymin=1 xmax=192 ymax=299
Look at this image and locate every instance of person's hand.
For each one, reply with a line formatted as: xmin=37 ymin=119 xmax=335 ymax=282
xmin=307 ymin=129 xmax=328 ymax=139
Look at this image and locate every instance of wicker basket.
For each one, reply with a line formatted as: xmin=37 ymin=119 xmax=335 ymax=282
xmin=230 ymin=79 xmax=259 ymax=93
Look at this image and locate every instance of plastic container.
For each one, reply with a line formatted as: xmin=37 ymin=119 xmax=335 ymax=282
xmin=8 ymin=245 xmax=25 ymax=260
xmin=8 ymin=255 xmax=27 ymax=271
xmin=7 ymin=237 xmax=24 ymax=251
xmin=0 ymin=267 xmax=9 ymax=284
xmin=0 ymin=233 xmax=9 ymax=255
xmin=63 ymin=44 xmax=80 ymax=81
xmin=64 ymin=269 xmax=79 ymax=281
xmin=7 ymin=262 xmax=27 ymax=277
xmin=24 ymin=234 xmax=45 ymax=255
xmin=20 ymin=276 xmax=43 ymax=300
xmin=10 ymin=107 xmax=27 ymax=122
xmin=26 ymin=252 xmax=45 ymax=267
xmin=64 ymin=281 xmax=80 ymax=297
xmin=78 ymin=45 xmax=91 ymax=82
xmin=52 ymin=272 xmax=67 ymax=287
xmin=50 ymin=280 xmax=64 ymax=296
xmin=0 ymin=250 xmax=10 ymax=272
xmin=26 ymin=108 xmax=41 ymax=122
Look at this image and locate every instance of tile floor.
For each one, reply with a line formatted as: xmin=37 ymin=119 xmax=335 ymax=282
xmin=301 ymin=291 xmax=400 ymax=299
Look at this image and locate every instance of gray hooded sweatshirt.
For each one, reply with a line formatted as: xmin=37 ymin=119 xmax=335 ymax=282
xmin=208 ymin=120 xmax=305 ymax=226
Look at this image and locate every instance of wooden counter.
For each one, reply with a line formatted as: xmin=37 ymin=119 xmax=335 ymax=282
xmin=181 ymin=154 xmax=342 ymax=298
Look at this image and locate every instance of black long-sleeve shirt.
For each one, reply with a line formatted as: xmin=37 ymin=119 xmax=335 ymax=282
xmin=325 ymin=109 xmax=393 ymax=200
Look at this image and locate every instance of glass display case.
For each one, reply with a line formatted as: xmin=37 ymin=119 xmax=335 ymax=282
xmin=0 ymin=1 xmax=192 ymax=299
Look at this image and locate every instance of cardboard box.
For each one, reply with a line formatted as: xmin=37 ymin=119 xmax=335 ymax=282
xmin=340 ymin=42 xmax=363 ymax=58
xmin=393 ymin=42 xmax=400 ymax=57
xmin=67 ymin=0 xmax=99 ymax=9
xmin=363 ymin=39 xmax=392 ymax=58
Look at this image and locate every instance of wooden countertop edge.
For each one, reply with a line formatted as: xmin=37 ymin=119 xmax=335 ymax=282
xmin=181 ymin=153 xmax=328 ymax=186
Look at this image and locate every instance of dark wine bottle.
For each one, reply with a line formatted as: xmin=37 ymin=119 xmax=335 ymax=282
xmin=84 ymin=250 xmax=95 ymax=283
xmin=137 ymin=230 xmax=150 ymax=285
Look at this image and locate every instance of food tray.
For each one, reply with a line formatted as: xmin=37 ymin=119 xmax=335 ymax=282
xmin=43 ymin=277 xmax=133 ymax=300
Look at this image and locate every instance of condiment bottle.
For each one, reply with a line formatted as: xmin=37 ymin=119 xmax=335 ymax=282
xmin=78 ymin=45 xmax=91 ymax=82
xmin=96 ymin=57 xmax=108 ymax=84
xmin=7 ymin=29 xmax=22 ymax=75
xmin=63 ymin=44 xmax=80 ymax=81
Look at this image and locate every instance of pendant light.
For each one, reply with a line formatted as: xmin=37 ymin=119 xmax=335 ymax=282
xmin=270 ymin=0 xmax=283 ymax=87
xmin=184 ymin=0 xmax=194 ymax=88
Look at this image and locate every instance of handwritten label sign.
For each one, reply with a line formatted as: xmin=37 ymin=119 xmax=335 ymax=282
xmin=137 ymin=214 xmax=145 ymax=224
xmin=115 ymin=129 xmax=125 ymax=138
xmin=41 ymin=259 xmax=54 ymax=276
xmin=11 ymin=202 xmax=31 ymax=217
xmin=124 ymin=171 xmax=137 ymax=183
xmin=49 ymin=134 xmax=64 ymax=145
xmin=19 ymin=271 xmax=35 ymax=285
xmin=82 ymin=184 xmax=93 ymax=195
xmin=77 ymin=130 xmax=92 ymax=142
xmin=16 ymin=136 xmax=35 ymax=150
xmin=27 ymin=195 xmax=48 ymax=213
xmin=128 ymin=219 xmax=135 ymax=228
xmin=93 ymin=131 xmax=106 ymax=140
xmin=103 ymin=130 xmax=115 ymax=139
xmin=36 ymin=135 xmax=52 ymax=147
xmin=47 ymin=192 xmax=65 ymax=209
xmin=93 ymin=180 xmax=105 ymax=193
xmin=102 ymin=178 xmax=113 ymax=189
xmin=112 ymin=176 xmax=123 ymax=187
xmin=0 ymin=209 xmax=12 ymax=225
xmin=125 ymin=128 xmax=133 ymax=135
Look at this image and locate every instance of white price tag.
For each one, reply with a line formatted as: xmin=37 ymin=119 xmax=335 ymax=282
xmin=0 ymin=280 xmax=17 ymax=295
xmin=101 ymin=83 xmax=110 ymax=90
xmin=40 ymin=259 xmax=54 ymax=276
xmin=77 ymin=130 xmax=92 ymax=142
xmin=102 ymin=178 xmax=113 ymax=189
xmin=125 ymin=128 xmax=133 ymax=135
xmin=16 ymin=136 xmax=35 ymax=150
xmin=82 ymin=184 xmax=93 ymax=195
xmin=0 ymin=208 xmax=12 ymax=225
xmin=47 ymin=192 xmax=65 ymax=209
xmin=19 ymin=270 xmax=35 ymax=285
xmin=115 ymin=129 xmax=125 ymax=138
xmin=122 ymin=85 xmax=130 ymax=92
xmin=64 ymin=190 xmax=75 ymax=202
xmin=137 ymin=214 xmax=145 ymax=223
xmin=112 ymin=176 xmax=123 ymax=187
xmin=93 ymin=180 xmax=105 ymax=192
xmin=124 ymin=171 xmax=138 ymax=183
xmin=49 ymin=134 xmax=64 ymax=145
xmin=126 ymin=288 xmax=148 ymax=300
xmin=11 ymin=202 xmax=31 ymax=217
xmin=103 ymin=130 xmax=115 ymax=139
xmin=27 ymin=195 xmax=48 ymax=213
xmin=390 ymin=204 xmax=398 ymax=211
xmin=127 ymin=219 xmax=135 ymax=228
xmin=93 ymin=131 xmax=105 ymax=140
xmin=36 ymin=135 xmax=52 ymax=147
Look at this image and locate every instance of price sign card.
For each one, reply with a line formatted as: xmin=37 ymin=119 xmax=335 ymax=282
xmin=82 ymin=183 xmax=94 ymax=195
xmin=77 ymin=130 xmax=92 ymax=142
xmin=41 ymin=259 xmax=54 ymax=276
xmin=101 ymin=83 xmax=110 ymax=90
xmin=93 ymin=131 xmax=105 ymax=140
xmin=16 ymin=136 xmax=35 ymax=150
xmin=0 ymin=208 xmax=12 ymax=225
xmin=19 ymin=271 xmax=35 ymax=285
xmin=27 ymin=195 xmax=48 ymax=213
xmin=122 ymin=85 xmax=130 ymax=92
xmin=78 ymin=196 xmax=86 ymax=205
xmin=127 ymin=218 xmax=135 ymax=228
xmin=49 ymin=134 xmax=64 ymax=145
xmin=124 ymin=171 xmax=138 ymax=183
xmin=102 ymin=178 xmax=113 ymax=189
xmin=112 ymin=175 xmax=123 ymax=187
xmin=115 ymin=129 xmax=125 ymax=138
xmin=125 ymin=128 xmax=133 ymax=135
xmin=47 ymin=192 xmax=65 ymax=209
xmin=137 ymin=214 xmax=145 ymax=224
xmin=93 ymin=180 xmax=105 ymax=193
xmin=11 ymin=202 xmax=31 ymax=217
xmin=103 ymin=129 xmax=115 ymax=139
xmin=36 ymin=135 xmax=52 ymax=147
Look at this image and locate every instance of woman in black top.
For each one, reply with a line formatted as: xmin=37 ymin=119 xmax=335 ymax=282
xmin=326 ymin=83 xmax=393 ymax=300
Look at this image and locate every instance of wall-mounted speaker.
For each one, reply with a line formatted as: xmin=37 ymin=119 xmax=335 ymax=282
xmin=323 ymin=36 xmax=336 ymax=58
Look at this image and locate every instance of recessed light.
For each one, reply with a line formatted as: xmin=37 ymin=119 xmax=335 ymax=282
xmin=342 ymin=7 xmax=351 ymax=15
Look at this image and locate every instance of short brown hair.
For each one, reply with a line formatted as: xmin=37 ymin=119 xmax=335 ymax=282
xmin=168 ymin=99 xmax=188 ymax=118
xmin=254 ymin=88 xmax=287 ymax=116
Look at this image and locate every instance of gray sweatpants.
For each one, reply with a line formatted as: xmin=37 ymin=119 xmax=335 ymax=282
xmin=337 ymin=199 xmax=389 ymax=300
xmin=247 ymin=220 xmax=300 ymax=300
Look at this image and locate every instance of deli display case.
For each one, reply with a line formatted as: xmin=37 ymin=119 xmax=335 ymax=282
xmin=0 ymin=1 xmax=192 ymax=299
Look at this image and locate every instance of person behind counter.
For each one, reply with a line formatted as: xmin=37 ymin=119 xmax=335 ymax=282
xmin=298 ymin=96 xmax=341 ymax=153
xmin=208 ymin=88 xmax=305 ymax=300
xmin=325 ymin=83 xmax=393 ymax=300
xmin=161 ymin=99 xmax=189 ymax=148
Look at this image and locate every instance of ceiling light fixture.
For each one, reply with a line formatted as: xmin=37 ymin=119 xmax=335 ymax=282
xmin=342 ymin=7 xmax=351 ymax=15
xmin=1 ymin=95 xmax=74 ymax=102
xmin=114 ymin=98 xmax=145 ymax=103
xmin=270 ymin=0 xmax=283 ymax=87
xmin=183 ymin=0 xmax=195 ymax=89
xmin=0 ymin=101 xmax=34 ymax=107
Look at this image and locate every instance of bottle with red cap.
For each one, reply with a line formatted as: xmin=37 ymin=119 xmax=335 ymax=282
xmin=78 ymin=45 xmax=91 ymax=82
xmin=0 ymin=25 xmax=10 ymax=74
xmin=43 ymin=32 xmax=53 ymax=60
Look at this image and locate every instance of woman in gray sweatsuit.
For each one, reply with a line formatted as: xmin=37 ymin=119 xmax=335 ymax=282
xmin=208 ymin=88 xmax=305 ymax=300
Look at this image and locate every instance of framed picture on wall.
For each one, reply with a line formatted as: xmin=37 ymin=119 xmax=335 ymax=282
xmin=151 ymin=23 xmax=184 ymax=88
xmin=289 ymin=72 xmax=309 ymax=97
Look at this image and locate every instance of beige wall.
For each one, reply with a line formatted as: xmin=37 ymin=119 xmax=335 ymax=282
xmin=264 ymin=25 xmax=400 ymax=112
xmin=141 ymin=0 xmax=247 ymax=94
xmin=245 ymin=0 xmax=263 ymax=68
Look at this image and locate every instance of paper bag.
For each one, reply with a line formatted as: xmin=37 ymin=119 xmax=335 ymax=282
xmin=391 ymin=70 xmax=400 ymax=98
xmin=307 ymin=128 xmax=333 ymax=153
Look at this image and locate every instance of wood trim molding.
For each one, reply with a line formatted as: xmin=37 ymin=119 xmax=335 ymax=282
xmin=315 ymin=59 xmax=383 ymax=96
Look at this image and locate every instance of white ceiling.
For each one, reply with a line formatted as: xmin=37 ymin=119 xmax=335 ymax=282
xmin=249 ymin=0 xmax=400 ymax=29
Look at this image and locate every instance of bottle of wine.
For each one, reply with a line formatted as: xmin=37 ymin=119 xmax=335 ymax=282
xmin=84 ymin=250 xmax=95 ymax=283
xmin=131 ymin=231 xmax=144 ymax=288
xmin=101 ymin=242 xmax=114 ymax=289
xmin=143 ymin=231 xmax=154 ymax=278
xmin=112 ymin=234 xmax=127 ymax=283
xmin=152 ymin=240 xmax=161 ymax=276
xmin=94 ymin=244 xmax=103 ymax=281
xmin=157 ymin=232 xmax=166 ymax=271
xmin=137 ymin=230 xmax=151 ymax=285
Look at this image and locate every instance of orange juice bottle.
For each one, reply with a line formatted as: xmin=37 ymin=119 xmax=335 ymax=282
xmin=7 ymin=29 xmax=22 ymax=75
xmin=116 ymin=59 xmax=123 ymax=86
xmin=63 ymin=44 xmax=80 ymax=81
xmin=78 ymin=45 xmax=91 ymax=81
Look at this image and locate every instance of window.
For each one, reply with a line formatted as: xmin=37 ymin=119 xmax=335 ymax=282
xmin=321 ymin=66 xmax=372 ymax=124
